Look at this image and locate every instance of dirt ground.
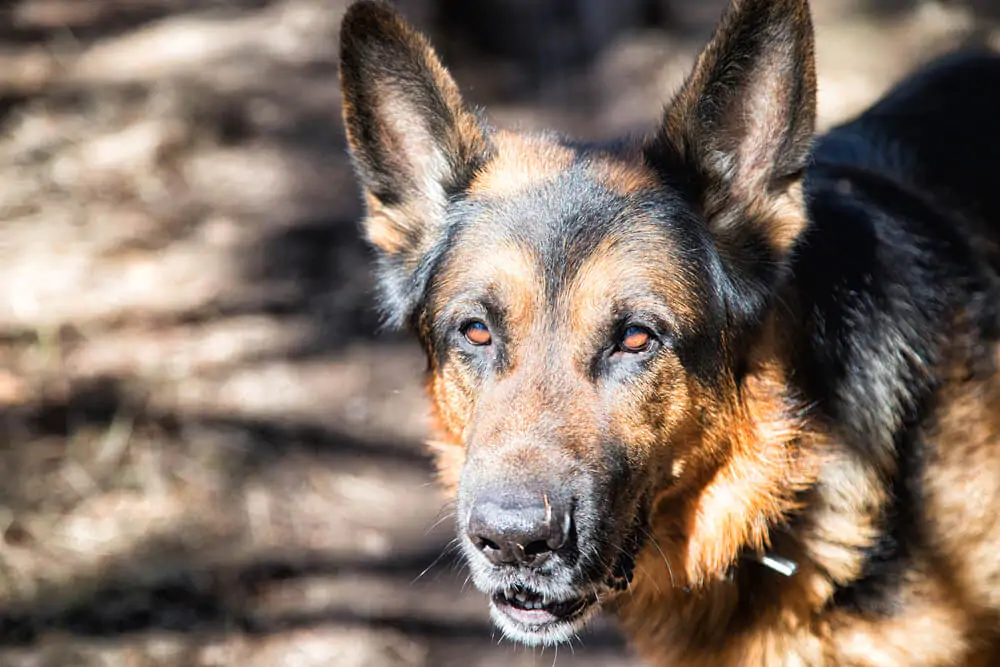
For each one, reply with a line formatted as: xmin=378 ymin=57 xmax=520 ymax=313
xmin=0 ymin=1 xmax=997 ymax=665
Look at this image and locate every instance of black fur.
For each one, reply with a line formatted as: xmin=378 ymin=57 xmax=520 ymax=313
xmin=794 ymin=53 xmax=1000 ymax=615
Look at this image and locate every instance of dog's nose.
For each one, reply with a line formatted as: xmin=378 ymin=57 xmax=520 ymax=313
xmin=467 ymin=490 xmax=570 ymax=567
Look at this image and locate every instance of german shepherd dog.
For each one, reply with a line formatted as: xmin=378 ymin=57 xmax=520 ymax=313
xmin=339 ymin=0 xmax=1000 ymax=663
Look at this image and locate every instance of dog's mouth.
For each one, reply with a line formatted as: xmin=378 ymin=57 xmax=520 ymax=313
xmin=485 ymin=518 xmax=644 ymax=644
xmin=491 ymin=585 xmax=597 ymax=630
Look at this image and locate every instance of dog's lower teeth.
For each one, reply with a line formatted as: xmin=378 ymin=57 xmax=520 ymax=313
xmin=496 ymin=589 xmax=587 ymax=613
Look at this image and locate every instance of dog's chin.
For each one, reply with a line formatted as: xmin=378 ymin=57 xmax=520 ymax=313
xmin=488 ymin=585 xmax=602 ymax=646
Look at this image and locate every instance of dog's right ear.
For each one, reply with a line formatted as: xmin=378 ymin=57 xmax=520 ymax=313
xmin=340 ymin=1 xmax=490 ymax=326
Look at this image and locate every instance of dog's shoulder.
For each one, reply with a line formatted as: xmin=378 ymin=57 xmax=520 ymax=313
xmin=789 ymin=51 xmax=1000 ymax=448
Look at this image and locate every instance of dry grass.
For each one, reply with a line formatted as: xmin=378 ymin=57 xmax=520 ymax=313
xmin=0 ymin=0 xmax=995 ymax=665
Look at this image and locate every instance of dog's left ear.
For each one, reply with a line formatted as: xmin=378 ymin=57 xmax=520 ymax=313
xmin=649 ymin=0 xmax=816 ymax=259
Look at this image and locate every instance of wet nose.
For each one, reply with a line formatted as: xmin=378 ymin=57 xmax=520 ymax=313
xmin=467 ymin=489 xmax=571 ymax=567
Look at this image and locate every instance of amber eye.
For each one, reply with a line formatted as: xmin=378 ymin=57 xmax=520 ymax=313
xmin=620 ymin=326 xmax=652 ymax=353
xmin=462 ymin=320 xmax=492 ymax=346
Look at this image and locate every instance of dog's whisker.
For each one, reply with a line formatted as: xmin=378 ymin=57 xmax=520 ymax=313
xmin=424 ymin=505 xmax=457 ymax=536
xmin=411 ymin=544 xmax=456 ymax=585
xmin=634 ymin=562 xmax=659 ymax=596
xmin=639 ymin=527 xmax=676 ymax=588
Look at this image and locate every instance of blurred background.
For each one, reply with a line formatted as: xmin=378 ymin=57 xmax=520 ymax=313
xmin=0 ymin=1 xmax=998 ymax=665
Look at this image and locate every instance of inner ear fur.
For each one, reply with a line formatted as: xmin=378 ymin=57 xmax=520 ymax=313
xmin=339 ymin=1 xmax=491 ymax=325
xmin=648 ymin=0 xmax=817 ymax=258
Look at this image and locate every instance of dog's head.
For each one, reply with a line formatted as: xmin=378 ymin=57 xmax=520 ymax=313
xmin=340 ymin=0 xmax=817 ymax=646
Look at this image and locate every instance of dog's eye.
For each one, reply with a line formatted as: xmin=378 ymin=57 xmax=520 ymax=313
xmin=462 ymin=320 xmax=492 ymax=346
xmin=619 ymin=326 xmax=653 ymax=353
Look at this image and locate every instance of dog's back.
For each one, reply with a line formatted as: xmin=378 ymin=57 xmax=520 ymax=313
xmin=777 ymin=51 xmax=1000 ymax=662
xmin=816 ymin=51 xmax=1000 ymax=262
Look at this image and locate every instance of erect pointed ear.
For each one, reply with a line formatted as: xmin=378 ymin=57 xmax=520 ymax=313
xmin=339 ymin=1 xmax=491 ymax=326
xmin=648 ymin=0 xmax=816 ymax=259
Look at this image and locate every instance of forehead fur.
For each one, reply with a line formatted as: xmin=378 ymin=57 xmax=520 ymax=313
xmin=431 ymin=236 xmax=542 ymax=338
xmin=567 ymin=235 xmax=702 ymax=332
xmin=468 ymin=132 xmax=575 ymax=197
xmin=430 ymin=170 xmax=717 ymax=335
xmin=469 ymin=131 xmax=662 ymax=200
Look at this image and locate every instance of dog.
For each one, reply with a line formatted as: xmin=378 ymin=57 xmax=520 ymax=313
xmin=339 ymin=0 xmax=1000 ymax=663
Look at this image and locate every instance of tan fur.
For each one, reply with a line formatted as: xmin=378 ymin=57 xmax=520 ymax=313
xmin=363 ymin=191 xmax=420 ymax=255
xmin=747 ymin=179 xmax=810 ymax=254
xmin=468 ymin=132 xmax=575 ymax=197
xmin=663 ymin=363 xmax=819 ymax=585
xmin=920 ymin=342 xmax=1000 ymax=614
xmin=590 ymin=148 xmax=662 ymax=195
xmin=567 ymin=234 xmax=700 ymax=329
xmin=432 ymin=236 xmax=541 ymax=347
xmin=609 ymin=326 xmax=1000 ymax=667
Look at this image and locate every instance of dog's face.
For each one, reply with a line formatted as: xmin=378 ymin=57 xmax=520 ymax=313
xmin=340 ymin=0 xmax=816 ymax=646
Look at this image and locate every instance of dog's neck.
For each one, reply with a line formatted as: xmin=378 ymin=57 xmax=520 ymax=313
xmin=616 ymin=454 xmax=887 ymax=665
xmin=614 ymin=321 xmax=890 ymax=663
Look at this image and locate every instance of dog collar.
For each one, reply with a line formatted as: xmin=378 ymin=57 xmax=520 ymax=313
xmin=754 ymin=552 xmax=798 ymax=577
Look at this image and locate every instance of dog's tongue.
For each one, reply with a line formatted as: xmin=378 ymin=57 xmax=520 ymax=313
xmin=501 ymin=603 xmax=561 ymax=626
